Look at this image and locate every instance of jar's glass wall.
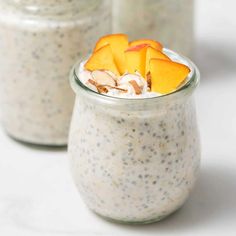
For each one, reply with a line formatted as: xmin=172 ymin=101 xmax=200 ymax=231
xmin=69 ymin=93 xmax=200 ymax=223
xmin=112 ymin=0 xmax=194 ymax=56
xmin=0 ymin=0 xmax=112 ymax=145
xmin=68 ymin=53 xmax=200 ymax=223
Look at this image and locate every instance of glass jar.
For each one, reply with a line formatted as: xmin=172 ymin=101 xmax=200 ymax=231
xmin=112 ymin=0 xmax=194 ymax=56
xmin=68 ymin=49 xmax=200 ymax=224
xmin=0 ymin=0 xmax=111 ymax=145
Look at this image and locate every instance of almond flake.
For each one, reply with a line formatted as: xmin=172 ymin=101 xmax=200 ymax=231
xmin=91 ymin=70 xmax=117 ymax=87
xmin=88 ymin=79 xmax=108 ymax=93
xmin=107 ymin=86 xmax=128 ymax=92
xmin=86 ymin=79 xmax=98 ymax=92
xmin=146 ymin=72 xmax=152 ymax=89
xmin=129 ymin=80 xmax=142 ymax=95
xmin=88 ymin=79 xmax=97 ymax=86
xmin=97 ymin=85 xmax=108 ymax=94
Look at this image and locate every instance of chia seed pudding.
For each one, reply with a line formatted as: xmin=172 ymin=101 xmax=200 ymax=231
xmin=68 ymin=47 xmax=201 ymax=223
xmin=0 ymin=0 xmax=111 ymax=145
xmin=112 ymin=0 xmax=194 ymax=56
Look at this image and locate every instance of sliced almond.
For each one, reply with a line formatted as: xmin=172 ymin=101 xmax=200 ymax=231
xmin=116 ymin=84 xmax=131 ymax=94
xmin=88 ymin=79 xmax=97 ymax=86
xmin=105 ymin=70 xmax=117 ymax=80
xmin=146 ymin=72 xmax=152 ymax=89
xmin=118 ymin=73 xmax=146 ymax=91
xmin=86 ymin=79 xmax=98 ymax=92
xmin=80 ymin=70 xmax=93 ymax=83
xmin=108 ymin=86 xmax=128 ymax=92
xmin=91 ymin=70 xmax=117 ymax=87
xmin=87 ymin=79 xmax=108 ymax=94
xmin=129 ymin=80 xmax=142 ymax=95
xmin=97 ymin=85 xmax=109 ymax=94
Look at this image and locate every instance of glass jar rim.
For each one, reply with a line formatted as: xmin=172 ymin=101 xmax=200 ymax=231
xmin=70 ymin=48 xmax=200 ymax=105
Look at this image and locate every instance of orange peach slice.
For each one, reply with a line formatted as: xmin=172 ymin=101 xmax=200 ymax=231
xmin=125 ymin=44 xmax=148 ymax=77
xmin=150 ymin=59 xmax=190 ymax=94
xmin=145 ymin=46 xmax=171 ymax=75
xmin=85 ymin=44 xmax=120 ymax=75
xmin=129 ymin=39 xmax=163 ymax=51
xmin=94 ymin=34 xmax=128 ymax=75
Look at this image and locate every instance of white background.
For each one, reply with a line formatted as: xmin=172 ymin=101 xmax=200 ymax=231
xmin=1 ymin=0 xmax=236 ymax=235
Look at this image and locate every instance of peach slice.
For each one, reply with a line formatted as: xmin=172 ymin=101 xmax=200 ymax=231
xmin=94 ymin=34 xmax=128 ymax=75
xmin=125 ymin=44 xmax=148 ymax=77
xmin=145 ymin=46 xmax=171 ymax=75
xmin=150 ymin=59 xmax=190 ymax=94
xmin=129 ymin=39 xmax=163 ymax=51
xmin=85 ymin=44 xmax=120 ymax=75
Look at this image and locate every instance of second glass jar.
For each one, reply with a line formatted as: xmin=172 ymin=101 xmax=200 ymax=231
xmin=112 ymin=0 xmax=194 ymax=56
xmin=0 ymin=0 xmax=111 ymax=145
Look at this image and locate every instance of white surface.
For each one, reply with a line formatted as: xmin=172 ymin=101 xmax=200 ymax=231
xmin=1 ymin=0 xmax=236 ymax=235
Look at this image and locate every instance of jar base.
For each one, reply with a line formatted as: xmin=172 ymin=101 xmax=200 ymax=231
xmin=5 ymin=130 xmax=68 ymax=148
xmin=92 ymin=206 xmax=182 ymax=225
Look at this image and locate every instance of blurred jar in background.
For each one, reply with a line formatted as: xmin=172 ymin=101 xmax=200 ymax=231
xmin=0 ymin=0 xmax=111 ymax=146
xmin=112 ymin=0 xmax=194 ymax=56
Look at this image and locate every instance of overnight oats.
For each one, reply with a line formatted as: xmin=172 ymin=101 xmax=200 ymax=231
xmin=0 ymin=0 xmax=111 ymax=145
xmin=68 ymin=34 xmax=200 ymax=223
xmin=112 ymin=0 xmax=194 ymax=56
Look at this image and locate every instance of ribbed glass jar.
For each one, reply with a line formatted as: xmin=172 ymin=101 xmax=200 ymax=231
xmin=68 ymin=49 xmax=201 ymax=224
xmin=112 ymin=0 xmax=194 ymax=56
xmin=0 ymin=0 xmax=111 ymax=145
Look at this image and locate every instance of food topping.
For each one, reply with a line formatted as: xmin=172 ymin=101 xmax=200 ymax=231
xmin=83 ymin=34 xmax=191 ymax=96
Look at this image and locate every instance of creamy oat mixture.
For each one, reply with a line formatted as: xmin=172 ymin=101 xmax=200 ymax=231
xmin=0 ymin=0 xmax=111 ymax=145
xmin=68 ymin=50 xmax=200 ymax=223
xmin=112 ymin=0 xmax=194 ymax=56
